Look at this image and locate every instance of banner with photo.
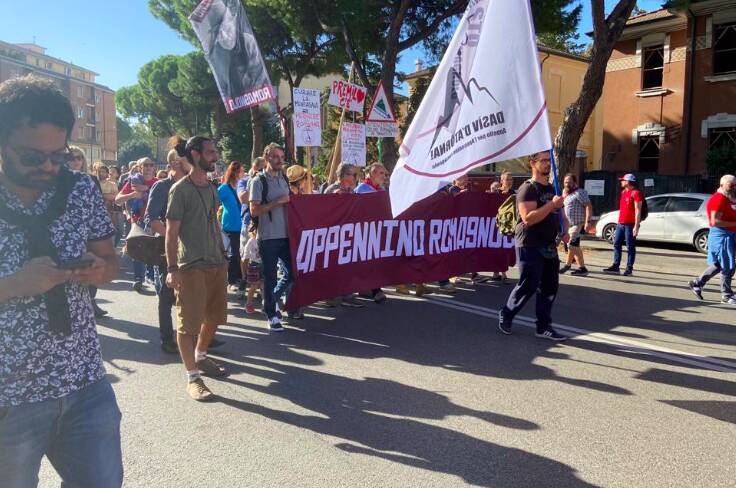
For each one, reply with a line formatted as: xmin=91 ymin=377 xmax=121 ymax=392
xmin=189 ymin=0 xmax=276 ymax=113
xmin=286 ymin=191 xmax=515 ymax=309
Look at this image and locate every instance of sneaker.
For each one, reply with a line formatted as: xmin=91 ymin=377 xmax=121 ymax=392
xmin=196 ymin=357 xmax=228 ymax=377
xmin=287 ymin=309 xmax=305 ymax=320
xmin=373 ymin=291 xmax=387 ymax=304
xmin=688 ymin=280 xmax=703 ymax=300
xmin=602 ymin=265 xmax=620 ymax=275
xmin=187 ymin=378 xmax=215 ymax=402
xmin=245 ymin=303 xmax=256 ymax=314
xmin=93 ymin=303 xmax=108 ymax=318
xmin=559 ymin=265 xmax=571 ymax=274
xmin=269 ymin=316 xmax=284 ymax=332
xmin=132 ymin=281 xmax=144 ymax=293
xmin=341 ymin=295 xmax=365 ymax=308
xmin=721 ymin=297 xmax=736 ymax=306
xmin=623 ymin=268 xmax=633 ymax=277
xmin=491 ymin=274 xmax=503 ymax=281
xmin=498 ymin=311 xmax=512 ymax=335
xmin=274 ymin=308 xmax=283 ymax=319
xmin=160 ymin=341 xmax=178 ymax=354
xmin=570 ymin=267 xmax=589 ymax=276
xmin=471 ymin=273 xmax=490 ymax=284
xmin=535 ymin=328 xmax=567 ymax=341
xmin=439 ymin=282 xmax=457 ymax=293
xmin=323 ymin=297 xmax=340 ymax=307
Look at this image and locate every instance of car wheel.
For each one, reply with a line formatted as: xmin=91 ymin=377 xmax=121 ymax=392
xmin=602 ymin=224 xmax=617 ymax=244
xmin=694 ymin=229 xmax=709 ymax=254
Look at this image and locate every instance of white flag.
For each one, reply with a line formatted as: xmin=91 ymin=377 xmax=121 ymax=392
xmin=390 ymin=0 xmax=551 ymax=216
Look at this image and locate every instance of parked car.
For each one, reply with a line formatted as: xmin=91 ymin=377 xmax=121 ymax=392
xmin=595 ymin=193 xmax=710 ymax=253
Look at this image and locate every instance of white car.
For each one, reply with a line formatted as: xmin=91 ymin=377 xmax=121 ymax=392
xmin=595 ymin=193 xmax=711 ymax=253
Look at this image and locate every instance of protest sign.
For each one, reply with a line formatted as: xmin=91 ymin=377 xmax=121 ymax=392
xmin=366 ymin=81 xmax=398 ymax=138
xmin=189 ymin=0 xmax=275 ymax=114
xmin=293 ymin=87 xmax=321 ymax=147
xmin=286 ymin=191 xmax=515 ymax=309
xmin=390 ymin=0 xmax=552 ymax=216
xmin=341 ymin=122 xmax=366 ymax=166
xmin=328 ymin=79 xmax=367 ymax=113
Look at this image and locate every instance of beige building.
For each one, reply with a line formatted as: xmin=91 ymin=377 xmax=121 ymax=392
xmin=0 ymin=40 xmax=117 ymax=164
xmin=404 ymin=44 xmax=603 ymax=175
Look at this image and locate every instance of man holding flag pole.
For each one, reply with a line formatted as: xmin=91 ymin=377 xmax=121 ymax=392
xmin=389 ymin=0 xmax=568 ymax=339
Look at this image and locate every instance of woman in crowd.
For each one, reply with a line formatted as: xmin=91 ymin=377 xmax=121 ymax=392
xmin=107 ymin=166 xmax=125 ymax=244
xmin=218 ymin=160 xmax=245 ymax=287
xmin=66 ymin=147 xmax=108 ymax=317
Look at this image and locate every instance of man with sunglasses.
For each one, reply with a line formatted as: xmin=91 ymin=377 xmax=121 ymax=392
xmin=0 ymin=76 xmax=122 ymax=486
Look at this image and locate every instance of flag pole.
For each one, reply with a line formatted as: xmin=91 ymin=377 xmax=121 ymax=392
xmin=549 ymin=146 xmax=561 ymax=196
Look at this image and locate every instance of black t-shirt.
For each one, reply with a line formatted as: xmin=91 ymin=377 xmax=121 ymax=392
xmin=515 ymin=180 xmax=559 ymax=247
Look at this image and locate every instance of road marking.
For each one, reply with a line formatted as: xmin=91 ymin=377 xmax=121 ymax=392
xmin=391 ymin=294 xmax=736 ymax=373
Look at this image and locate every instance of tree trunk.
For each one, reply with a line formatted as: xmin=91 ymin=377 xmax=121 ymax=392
xmin=251 ymin=106 xmax=264 ymax=162
xmin=554 ymin=0 xmax=637 ymax=177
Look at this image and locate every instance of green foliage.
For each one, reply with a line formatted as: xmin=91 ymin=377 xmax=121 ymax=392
xmin=706 ymin=145 xmax=736 ymax=177
xmin=537 ymin=32 xmax=586 ymax=55
xmin=116 ymin=52 xmax=217 ymax=138
xmin=118 ymin=140 xmax=154 ymax=164
xmin=116 ymin=116 xmax=134 ymax=147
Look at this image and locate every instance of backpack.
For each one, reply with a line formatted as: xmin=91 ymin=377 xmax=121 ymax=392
xmin=496 ymin=193 xmax=518 ymax=237
xmin=251 ymin=171 xmax=290 ymax=230
xmin=640 ymin=194 xmax=649 ymax=221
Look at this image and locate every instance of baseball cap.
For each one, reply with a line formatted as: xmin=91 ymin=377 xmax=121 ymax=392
xmin=287 ymin=165 xmax=309 ymax=184
xmin=130 ymin=173 xmax=145 ymax=186
xmin=618 ymin=173 xmax=636 ymax=182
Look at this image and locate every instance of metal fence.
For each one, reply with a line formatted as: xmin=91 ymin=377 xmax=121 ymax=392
xmin=581 ymin=171 xmax=718 ymax=215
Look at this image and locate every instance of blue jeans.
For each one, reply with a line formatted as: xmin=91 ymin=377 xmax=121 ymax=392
xmin=501 ymin=246 xmax=559 ymax=331
xmin=155 ymin=265 xmax=175 ymax=343
xmin=612 ymin=223 xmax=636 ymax=270
xmin=259 ymin=238 xmax=293 ymax=320
xmin=0 ymin=379 xmax=123 ymax=488
xmin=132 ymin=259 xmax=146 ymax=284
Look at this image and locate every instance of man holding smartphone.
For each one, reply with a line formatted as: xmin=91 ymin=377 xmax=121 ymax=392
xmin=0 ymin=76 xmax=122 ymax=487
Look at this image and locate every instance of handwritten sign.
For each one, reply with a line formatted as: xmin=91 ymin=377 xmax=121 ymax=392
xmin=293 ymin=88 xmax=321 ymax=147
xmin=328 ymin=79 xmax=366 ymax=113
xmin=341 ymin=122 xmax=366 ymax=166
xmin=366 ymin=121 xmax=399 ymax=138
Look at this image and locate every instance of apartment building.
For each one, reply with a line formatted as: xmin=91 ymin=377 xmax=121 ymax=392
xmin=601 ymin=0 xmax=736 ymax=175
xmin=0 ymin=40 xmax=117 ymax=164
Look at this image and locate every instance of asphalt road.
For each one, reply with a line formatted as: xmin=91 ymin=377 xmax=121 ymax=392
xmin=38 ymin=238 xmax=736 ymax=487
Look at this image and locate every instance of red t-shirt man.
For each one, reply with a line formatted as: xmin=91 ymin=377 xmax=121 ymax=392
xmin=706 ymin=191 xmax=736 ymax=232
xmin=618 ymin=186 xmax=644 ymax=224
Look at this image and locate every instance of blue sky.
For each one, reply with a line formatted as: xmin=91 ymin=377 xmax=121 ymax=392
xmin=0 ymin=0 xmax=665 ymax=94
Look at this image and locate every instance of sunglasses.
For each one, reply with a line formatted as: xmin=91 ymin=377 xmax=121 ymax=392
xmin=6 ymin=146 xmax=75 ymax=167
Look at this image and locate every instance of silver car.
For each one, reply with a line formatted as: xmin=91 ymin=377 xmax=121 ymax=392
xmin=595 ymin=193 xmax=711 ymax=253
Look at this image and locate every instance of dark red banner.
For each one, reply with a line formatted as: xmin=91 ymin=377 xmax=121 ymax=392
xmin=286 ymin=191 xmax=515 ymax=309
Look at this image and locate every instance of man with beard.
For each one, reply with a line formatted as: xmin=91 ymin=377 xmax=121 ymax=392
xmin=0 ymin=76 xmax=122 ymax=486
xmin=144 ymin=149 xmax=192 ymax=354
xmin=498 ymin=151 xmax=568 ymax=341
xmin=689 ymin=175 xmax=736 ymax=305
xmin=165 ymin=136 xmax=228 ymax=401
xmin=559 ymin=173 xmax=592 ymax=276
xmin=249 ymin=143 xmax=294 ymax=330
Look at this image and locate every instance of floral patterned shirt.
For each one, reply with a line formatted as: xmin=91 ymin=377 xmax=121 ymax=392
xmin=0 ymin=174 xmax=115 ymax=407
